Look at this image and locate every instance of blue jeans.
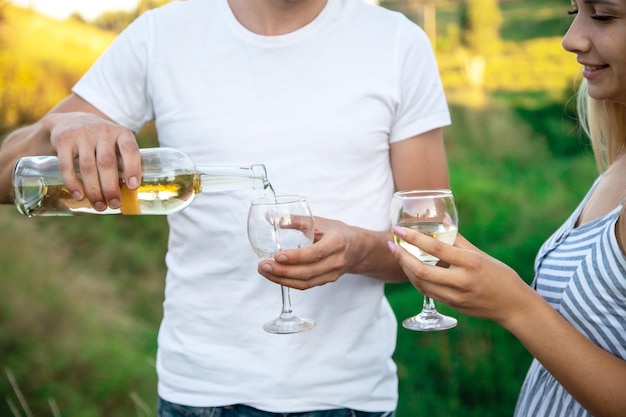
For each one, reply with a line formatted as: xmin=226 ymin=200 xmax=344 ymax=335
xmin=157 ymin=398 xmax=395 ymax=417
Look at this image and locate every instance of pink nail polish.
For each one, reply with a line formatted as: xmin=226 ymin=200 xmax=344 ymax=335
xmin=392 ymin=225 xmax=406 ymax=237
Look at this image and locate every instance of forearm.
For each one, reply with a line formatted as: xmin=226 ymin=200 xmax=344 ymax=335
xmin=504 ymin=289 xmax=626 ymax=417
xmin=0 ymin=121 xmax=55 ymax=203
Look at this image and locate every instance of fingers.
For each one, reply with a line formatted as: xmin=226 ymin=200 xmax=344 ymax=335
xmin=387 ymin=226 xmax=517 ymax=319
xmin=49 ymin=112 xmax=140 ymax=211
xmin=95 ymin=139 xmax=124 ymax=208
xmin=72 ymin=130 xmax=122 ymax=210
xmin=92 ymin=134 xmax=141 ymax=208
xmin=391 ymin=225 xmax=457 ymax=265
xmin=387 ymin=236 xmax=462 ymax=312
xmin=258 ymin=259 xmax=342 ymax=290
xmin=116 ymin=131 xmax=142 ymax=190
xmin=266 ymin=214 xmax=315 ymax=237
xmin=281 ymin=214 xmax=315 ymax=236
xmin=387 ymin=226 xmax=463 ymax=290
xmin=257 ymin=243 xmax=344 ymax=290
xmin=259 ymin=266 xmax=338 ymax=290
xmin=55 ymin=140 xmax=84 ymax=202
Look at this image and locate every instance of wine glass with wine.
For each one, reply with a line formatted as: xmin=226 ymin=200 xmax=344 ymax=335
xmin=390 ymin=189 xmax=459 ymax=331
xmin=247 ymin=195 xmax=316 ymax=334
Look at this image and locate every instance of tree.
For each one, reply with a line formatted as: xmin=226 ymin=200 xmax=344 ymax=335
xmin=92 ymin=10 xmax=136 ymax=33
xmin=137 ymin=0 xmax=173 ymax=14
xmin=0 ymin=0 xmax=5 ymax=27
xmin=460 ymin=0 xmax=502 ymax=57
xmin=459 ymin=0 xmax=502 ymax=96
xmin=0 ymin=0 xmax=6 ymax=49
xmin=92 ymin=0 xmax=174 ymax=33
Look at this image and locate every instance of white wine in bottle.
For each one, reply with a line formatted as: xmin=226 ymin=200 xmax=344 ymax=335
xmin=12 ymin=147 xmax=269 ymax=216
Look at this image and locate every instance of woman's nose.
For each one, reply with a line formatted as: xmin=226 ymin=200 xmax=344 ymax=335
xmin=562 ymin=17 xmax=589 ymax=54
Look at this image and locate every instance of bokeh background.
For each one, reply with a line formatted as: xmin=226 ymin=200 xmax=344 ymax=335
xmin=0 ymin=0 xmax=595 ymax=416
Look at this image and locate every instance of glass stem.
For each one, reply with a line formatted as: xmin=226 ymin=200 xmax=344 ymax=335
xmin=420 ymin=260 xmax=439 ymax=315
xmin=422 ymin=296 xmax=437 ymax=314
xmin=280 ymin=285 xmax=294 ymax=317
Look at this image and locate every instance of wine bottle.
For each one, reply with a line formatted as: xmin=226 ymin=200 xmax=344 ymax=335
xmin=12 ymin=147 xmax=269 ymax=216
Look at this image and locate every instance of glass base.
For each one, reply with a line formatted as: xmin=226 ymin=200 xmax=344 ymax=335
xmin=402 ymin=311 xmax=457 ymax=331
xmin=263 ymin=314 xmax=315 ymax=334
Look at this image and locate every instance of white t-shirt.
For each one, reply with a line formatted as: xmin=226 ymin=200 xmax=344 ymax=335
xmin=73 ymin=0 xmax=450 ymax=412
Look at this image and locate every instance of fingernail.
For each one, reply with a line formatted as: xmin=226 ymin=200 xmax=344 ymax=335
xmin=387 ymin=241 xmax=396 ymax=253
xmin=72 ymin=191 xmax=83 ymax=201
xmin=261 ymin=264 xmax=272 ymax=273
xmin=128 ymin=176 xmax=139 ymax=189
xmin=109 ymin=199 xmax=121 ymax=209
xmin=275 ymin=254 xmax=288 ymax=263
xmin=94 ymin=201 xmax=107 ymax=211
xmin=392 ymin=225 xmax=406 ymax=237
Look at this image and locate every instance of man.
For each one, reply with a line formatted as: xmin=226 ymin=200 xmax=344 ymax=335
xmin=0 ymin=0 xmax=451 ymax=416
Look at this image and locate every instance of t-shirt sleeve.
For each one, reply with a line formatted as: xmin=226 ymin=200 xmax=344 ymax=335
xmin=389 ymin=17 xmax=451 ymax=144
xmin=72 ymin=12 xmax=155 ymax=134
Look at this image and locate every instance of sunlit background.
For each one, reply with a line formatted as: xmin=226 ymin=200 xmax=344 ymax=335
xmin=0 ymin=1 xmax=595 ymax=416
xmin=8 ymin=0 xmax=138 ymax=19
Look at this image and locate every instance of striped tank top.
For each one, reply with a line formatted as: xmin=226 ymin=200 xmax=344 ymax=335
xmin=514 ymin=176 xmax=626 ymax=416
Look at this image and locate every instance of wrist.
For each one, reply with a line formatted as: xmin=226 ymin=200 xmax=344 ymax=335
xmin=348 ymin=228 xmax=404 ymax=282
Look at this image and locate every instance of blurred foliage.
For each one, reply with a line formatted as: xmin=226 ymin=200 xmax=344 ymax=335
xmin=0 ymin=1 xmax=597 ymax=416
xmin=89 ymin=10 xmax=136 ymax=33
xmin=459 ymin=0 xmax=503 ymax=56
xmin=391 ymin=97 xmax=595 ymax=416
xmin=0 ymin=5 xmax=117 ymax=129
xmin=88 ymin=0 xmax=174 ymax=33
xmin=383 ymin=0 xmax=578 ymax=101
xmin=498 ymin=0 xmax=572 ymax=41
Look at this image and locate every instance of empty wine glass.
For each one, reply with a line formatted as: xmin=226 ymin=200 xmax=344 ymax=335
xmin=390 ymin=189 xmax=459 ymax=331
xmin=247 ymin=195 xmax=315 ymax=334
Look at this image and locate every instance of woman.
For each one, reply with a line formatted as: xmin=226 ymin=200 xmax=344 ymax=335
xmin=387 ymin=1 xmax=626 ymax=416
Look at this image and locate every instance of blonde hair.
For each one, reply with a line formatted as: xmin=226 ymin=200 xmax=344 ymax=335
xmin=576 ymin=79 xmax=626 ymax=172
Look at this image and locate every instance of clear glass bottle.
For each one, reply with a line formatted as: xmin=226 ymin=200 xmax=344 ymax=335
xmin=13 ymin=147 xmax=269 ymax=216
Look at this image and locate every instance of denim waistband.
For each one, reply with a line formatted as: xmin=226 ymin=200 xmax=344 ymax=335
xmin=157 ymin=398 xmax=395 ymax=417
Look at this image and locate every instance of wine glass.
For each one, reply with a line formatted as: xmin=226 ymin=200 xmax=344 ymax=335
xmin=247 ymin=195 xmax=315 ymax=334
xmin=390 ymin=189 xmax=459 ymax=331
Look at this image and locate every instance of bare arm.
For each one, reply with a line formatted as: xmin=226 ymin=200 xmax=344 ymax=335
xmin=389 ymin=229 xmax=626 ymax=417
xmin=0 ymin=93 xmax=142 ymax=208
xmin=344 ymin=127 xmax=450 ymax=282
xmin=257 ymin=127 xmax=450 ymax=288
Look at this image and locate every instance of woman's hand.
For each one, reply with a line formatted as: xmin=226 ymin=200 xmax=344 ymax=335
xmin=387 ymin=226 xmax=532 ymax=326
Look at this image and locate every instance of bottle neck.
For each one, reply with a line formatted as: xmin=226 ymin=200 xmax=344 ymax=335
xmin=196 ymin=164 xmax=269 ymax=192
